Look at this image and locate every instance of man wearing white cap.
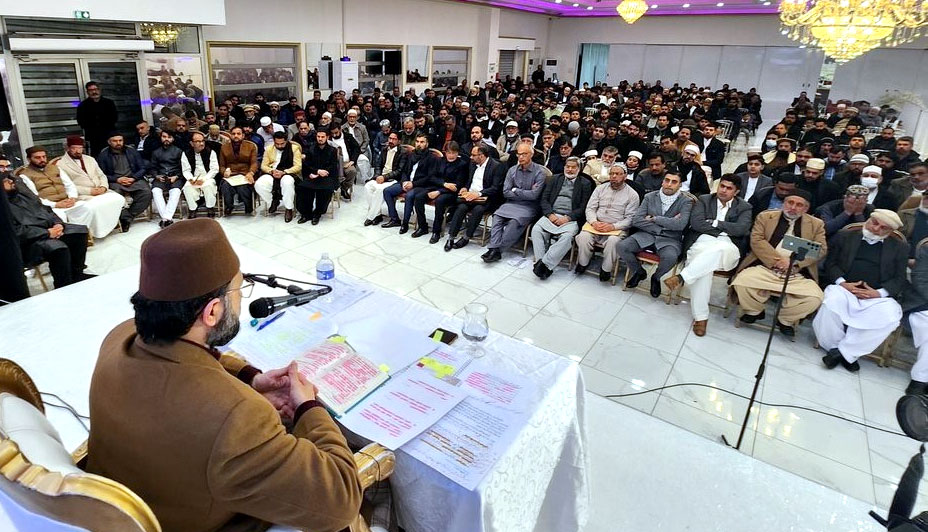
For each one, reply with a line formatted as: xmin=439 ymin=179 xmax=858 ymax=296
xmin=256 ymin=116 xmax=284 ymax=148
xmin=625 ymin=150 xmax=643 ymax=180
xmin=815 ymin=210 xmax=908 ymax=372
xmin=255 ymin=131 xmax=301 ymax=223
xmin=677 ymin=144 xmax=710 ymax=195
xmin=496 ymin=120 xmax=521 ymax=162
xmin=857 ymin=164 xmax=898 ymax=210
xmin=834 ymin=153 xmax=870 ymax=190
xmin=566 ymin=120 xmax=590 ymax=156
xmin=582 ymin=146 xmax=619 ymax=185
xmin=796 ymin=157 xmax=842 ymax=211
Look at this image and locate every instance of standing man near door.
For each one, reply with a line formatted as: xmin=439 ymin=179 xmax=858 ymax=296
xmin=76 ymin=81 xmax=118 ymax=157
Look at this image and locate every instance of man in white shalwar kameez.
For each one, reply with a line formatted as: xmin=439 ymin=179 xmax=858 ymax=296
xmin=180 ymin=131 xmax=219 ymax=217
xmin=52 ymin=135 xmax=124 ymax=238
xmin=815 ymin=210 xmax=909 ymax=373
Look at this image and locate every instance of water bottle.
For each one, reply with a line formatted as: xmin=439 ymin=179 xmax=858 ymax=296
xmin=316 ymin=253 xmax=335 ymax=281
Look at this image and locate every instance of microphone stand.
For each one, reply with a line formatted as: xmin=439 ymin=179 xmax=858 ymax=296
xmin=723 ymin=247 xmax=808 ymax=450
xmin=244 ymin=273 xmax=311 ymax=295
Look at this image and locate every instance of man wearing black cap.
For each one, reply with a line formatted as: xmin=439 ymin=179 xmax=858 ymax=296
xmin=731 ymin=189 xmax=827 ymax=337
xmin=87 ymin=219 xmax=362 ymax=532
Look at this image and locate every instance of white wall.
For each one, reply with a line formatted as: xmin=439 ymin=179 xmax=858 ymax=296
xmin=0 ymin=0 xmax=225 ymax=24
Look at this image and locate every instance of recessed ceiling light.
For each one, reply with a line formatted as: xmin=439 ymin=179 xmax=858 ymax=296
xmin=763 ymin=1 xmax=771 ymax=4
xmin=555 ymin=0 xmax=562 ymax=3
xmin=799 ymin=45 xmax=807 ymax=48
xmin=716 ymin=2 xmax=724 ymax=5
xmin=586 ymin=5 xmax=593 ymax=9
xmin=682 ymin=2 xmax=690 ymax=6
xmin=572 ymin=2 xmax=579 ymax=6
xmin=650 ymin=3 xmax=657 ymax=6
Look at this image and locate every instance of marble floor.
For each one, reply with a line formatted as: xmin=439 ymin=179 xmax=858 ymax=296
xmin=27 ymin=137 xmax=928 ymax=525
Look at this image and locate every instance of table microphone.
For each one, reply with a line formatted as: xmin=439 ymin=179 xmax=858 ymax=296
xmin=249 ymin=287 xmax=332 ymax=318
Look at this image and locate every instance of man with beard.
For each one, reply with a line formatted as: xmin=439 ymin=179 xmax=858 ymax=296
xmin=180 ymin=131 xmax=219 ymax=219
xmin=0 ymin=157 xmax=28 ymax=303
xmin=800 ymin=117 xmax=831 ymax=147
xmin=3 ymin=170 xmax=91 ymax=288
xmin=749 ymin=172 xmax=800 ymax=219
xmin=97 ymin=132 xmax=153 ymax=231
xmin=530 ymin=157 xmax=593 ymax=278
xmin=86 ymin=219 xmax=361 ymax=532
xmin=635 ymin=152 xmax=669 ymax=194
xmin=76 ymin=80 xmax=118 ymax=156
xmin=796 ymin=158 xmax=842 ymax=211
xmin=762 ymin=138 xmax=796 ymax=173
xmin=834 ymin=153 xmax=870 ymax=190
xmin=866 ymin=126 xmax=897 ymax=153
xmin=731 ymin=189 xmax=827 ymax=337
xmin=363 ymin=132 xmax=408 ymax=226
xmin=297 ymin=129 xmax=339 ymax=225
xmin=53 ymin=135 xmax=125 ymax=238
xmin=677 ymin=144 xmax=710 ymax=195
xmin=815 ymin=211 xmax=907 ymax=373
xmin=892 ymin=162 xmax=928 ymax=211
xmin=256 ymin=132 xmax=301 ymax=223
xmin=219 ymin=126 xmax=259 ymax=216
xmin=616 ymin=122 xmax=649 ymax=161
xmin=148 ymin=130 xmax=185 ymax=227
xmin=496 ymin=120 xmax=522 ymax=162
xmin=481 ymin=141 xmax=546 ymax=263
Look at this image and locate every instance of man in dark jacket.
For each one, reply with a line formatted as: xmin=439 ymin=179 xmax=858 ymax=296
xmin=816 ymin=185 xmax=874 ymax=246
xmin=903 ymin=240 xmax=928 ymax=394
xmin=444 ymin=144 xmax=507 ymax=251
xmin=3 ymin=173 xmax=90 ymax=288
xmin=147 ymin=130 xmax=185 ymax=227
xmin=76 ymin=81 xmax=118 ymax=156
xmin=417 ymin=142 xmax=469 ymax=243
xmin=381 ymin=134 xmax=438 ymax=233
xmin=815 ymin=210 xmax=909 ymax=373
xmin=797 ymin=158 xmax=842 ymax=212
xmin=664 ymin=174 xmax=752 ymax=336
xmin=97 ymin=131 xmax=153 ymax=231
xmin=297 ymin=129 xmax=339 ymax=225
xmin=531 ymin=156 xmax=593 ymax=279
xmin=0 ymin=157 xmax=28 ymax=303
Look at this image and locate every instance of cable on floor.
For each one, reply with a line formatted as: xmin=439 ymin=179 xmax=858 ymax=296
xmin=605 ymin=382 xmax=909 ymax=438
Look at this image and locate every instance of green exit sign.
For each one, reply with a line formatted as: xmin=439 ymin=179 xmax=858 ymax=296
xmin=73 ymin=10 xmax=90 ymax=19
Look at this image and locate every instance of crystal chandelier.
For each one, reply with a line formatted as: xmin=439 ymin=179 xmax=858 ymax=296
xmin=140 ymin=23 xmax=183 ymax=47
xmin=779 ymin=0 xmax=928 ymax=62
xmin=617 ymin=0 xmax=649 ymax=23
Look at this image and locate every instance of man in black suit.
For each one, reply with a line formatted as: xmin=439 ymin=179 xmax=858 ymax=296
xmin=134 ymin=120 xmax=159 ymax=161
xmin=432 ymin=115 xmax=467 ymax=152
xmin=815 ymin=210 xmax=909 ymax=373
xmin=0 ymin=157 xmax=28 ymax=303
xmin=444 ymin=144 xmax=506 ymax=251
xmin=461 ymin=126 xmax=500 ymax=163
xmin=749 ymin=173 xmax=799 ymax=219
xmin=700 ymin=121 xmax=726 ymax=180
xmin=381 ymin=134 xmax=439 ymax=233
xmin=796 ymin=158 xmax=842 ymax=212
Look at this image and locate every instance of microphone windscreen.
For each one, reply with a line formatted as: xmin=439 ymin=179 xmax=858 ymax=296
xmin=249 ymin=298 xmax=273 ymax=318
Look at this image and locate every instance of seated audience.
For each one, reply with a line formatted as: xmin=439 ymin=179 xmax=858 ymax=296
xmin=97 ymin=132 xmax=153 ymax=231
xmin=735 ymin=154 xmax=771 ymax=201
xmin=815 ymin=211 xmax=907 ymax=372
xmin=665 ymin=174 xmax=752 ymax=336
xmin=635 ymin=153 xmax=668 ymax=193
xmin=531 ymin=157 xmax=593 ymax=279
xmin=749 ymin=173 xmax=800 ymax=219
xmin=418 ymin=142 xmax=469 ymax=243
xmin=857 ymin=164 xmax=898 ymax=210
xmin=618 ymin=171 xmax=693 ymax=296
xmin=731 ymin=190 xmax=826 ymax=337
xmin=817 ymin=185 xmax=875 ymax=245
xmin=363 ymin=133 xmax=406 ymax=226
xmin=4 ymin=172 xmax=90 ymax=288
xmin=219 ymin=126 xmax=259 ymax=216
xmin=256 ymin=131 xmax=302 ymax=223
xmin=677 ymin=144 xmax=710 ymax=195
xmin=574 ymin=164 xmax=640 ymax=280
xmin=904 ymin=240 xmax=928 ymax=394
xmin=797 ymin=158 xmax=842 ymax=211
xmin=181 ymin=131 xmax=219 ymax=219
xmin=481 ymin=141 xmax=545 ymax=263
xmin=892 ymin=162 xmax=928 ymax=212
xmin=329 ymin=122 xmax=361 ymax=200
xmin=381 ymin=134 xmax=438 ymax=233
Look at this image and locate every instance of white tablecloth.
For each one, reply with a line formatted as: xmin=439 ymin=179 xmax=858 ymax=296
xmin=0 ymin=246 xmax=589 ymax=532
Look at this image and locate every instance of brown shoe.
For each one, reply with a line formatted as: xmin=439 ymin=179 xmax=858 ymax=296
xmin=692 ymin=319 xmax=707 ymax=337
xmin=284 ymin=209 xmax=294 ymax=223
xmin=664 ymin=274 xmax=683 ymax=292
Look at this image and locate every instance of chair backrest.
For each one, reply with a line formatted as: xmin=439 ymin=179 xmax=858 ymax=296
xmin=0 ymin=359 xmax=161 ymax=532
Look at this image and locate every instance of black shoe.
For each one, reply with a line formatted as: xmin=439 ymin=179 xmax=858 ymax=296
xmin=444 ymin=239 xmax=454 ymax=252
xmin=574 ymin=263 xmax=588 ymax=275
xmin=739 ymin=310 xmax=766 ymax=324
xmin=429 ymin=233 xmax=441 ymax=244
xmin=75 ymin=272 xmax=97 ymax=282
xmin=822 ymin=348 xmax=842 ymax=369
xmin=399 ymin=224 xmax=409 ymax=235
xmin=840 ymin=356 xmax=860 ymax=373
xmin=311 ymin=217 xmax=320 ymax=225
xmin=187 ymin=210 xmax=197 ymax=219
xmin=777 ymin=321 xmax=795 ymax=338
xmin=482 ymin=249 xmax=502 ymax=263
xmin=649 ymin=275 xmax=662 ymax=297
xmin=540 ymin=267 xmax=553 ymax=280
xmin=533 ymin=261 xmax=546 ymax=278
xmin=906 ymin=380 xmax=928 ymax=395
xmin=364 ymin=219 xmax=375 ymax=226
xmin=625 ymin=269 xmax=647 ymax=289
xmin=452 ymin=237 xmax=469 ymax=249
xmin=411 ymin=227 xmax=429 ymax=238
xmin=268 ymin=200 xmax=279 ymax=214
xmin=163 ymin=220 xmax=174 ymax=228
xmin=207 ymin=208 xmax=216 ymax=218
xmin=284 ymin=209 xmax=293 ymax=223
xmin=599 ymin=269 xmax=612 ymax=283
xmin=158 ymin=219 xmax=165 ymax=228
xmin=381 ymin=219 xmax=401 ymax=228
xmin=224 ymin=208 xmax=233 ymax=216
xmin=372 ymin=215 xmax=383 ymax=225
xmin=297 ymin=216 xmax=309 ymax=224
xmin=119 ymin=217 xmax=131 ymax=232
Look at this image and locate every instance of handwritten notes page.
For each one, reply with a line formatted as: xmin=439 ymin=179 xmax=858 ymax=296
xmin=402 ymin=397 xmax=522 ymax=491
xmin=295 ymin=339 xmax=388 ymax=418
xmin=227 ymin=308 xmax=338 ymax=370
xmin=339 ymin=368 xmax=466 ymax=450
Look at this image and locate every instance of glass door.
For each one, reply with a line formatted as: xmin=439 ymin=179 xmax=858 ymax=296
xmin=14 ymin=56 xmax=144 ymax=158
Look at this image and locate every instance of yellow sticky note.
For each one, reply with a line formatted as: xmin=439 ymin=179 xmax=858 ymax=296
xmin=329 ymin=335 xmax=346 ymax=343
xmin=309 ymin=312 xmax=323 ymax=321
xmin=379 ymin=364 xmax=390 ymax=374
xmin=431 ymin=330 xmax=444 ymax=342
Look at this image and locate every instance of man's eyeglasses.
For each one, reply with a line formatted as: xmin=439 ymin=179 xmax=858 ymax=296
xmin=228 ymin=281 xmax=254 ymax=298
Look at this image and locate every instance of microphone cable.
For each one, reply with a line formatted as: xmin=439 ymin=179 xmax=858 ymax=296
xmin=606 ymin=382 xmax=909 ymax=438
xmin=40 ymin=391 xmax=90 ymax=433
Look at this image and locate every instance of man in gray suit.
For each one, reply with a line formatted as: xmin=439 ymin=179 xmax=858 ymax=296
xmin=618 ymin=170 xmax=694 ymax=297
xmin=665 ymin=174 xmax=752 ymax=336
xmin=482 ymin=141 xmax=546 ymax=263
xmin=904 ymin=239 xmax=928 ymax=394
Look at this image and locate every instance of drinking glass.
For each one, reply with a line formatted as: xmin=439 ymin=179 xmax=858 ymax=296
xmin=461 ymin=303 xmax=490 ymax=357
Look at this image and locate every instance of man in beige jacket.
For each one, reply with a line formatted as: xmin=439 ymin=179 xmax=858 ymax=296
xmin=51 ymin=135 xmax=124 ymax=238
